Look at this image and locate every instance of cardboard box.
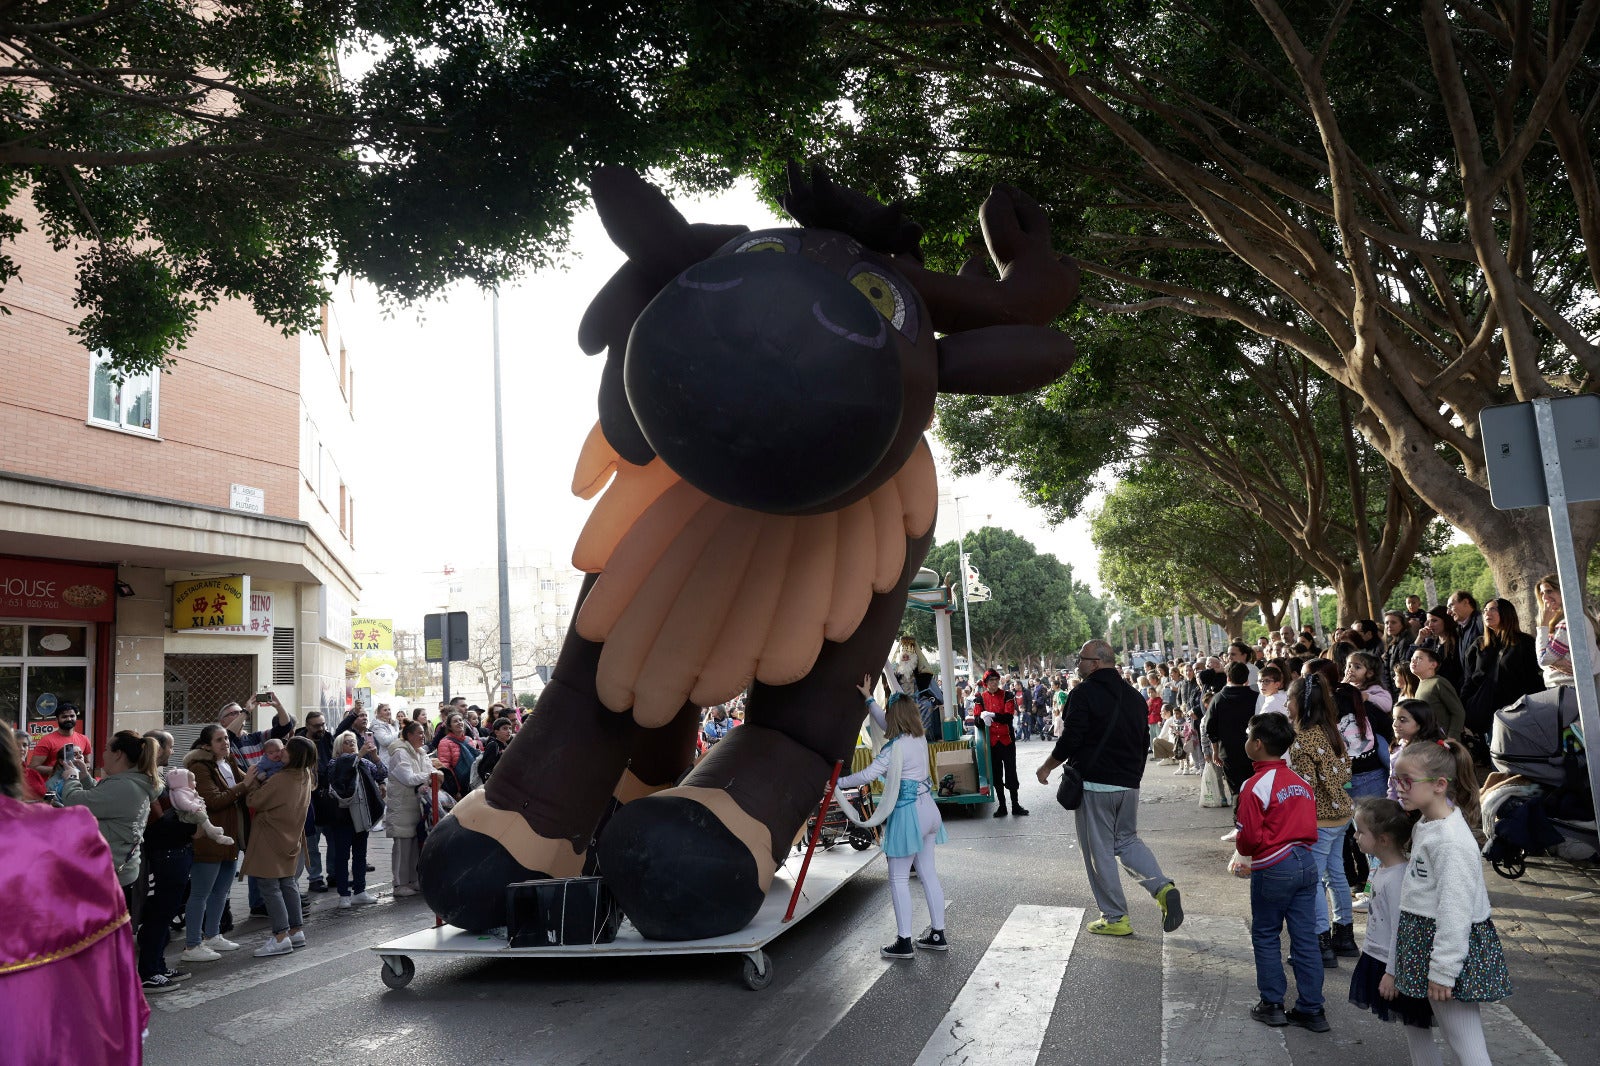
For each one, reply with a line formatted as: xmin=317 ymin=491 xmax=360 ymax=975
xmin=934 ymin=749 xmax=978 ymax=794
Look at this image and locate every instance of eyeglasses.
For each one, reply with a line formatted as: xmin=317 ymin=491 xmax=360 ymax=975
xmin=1393 ymin=775 xmax=1448 ymax=791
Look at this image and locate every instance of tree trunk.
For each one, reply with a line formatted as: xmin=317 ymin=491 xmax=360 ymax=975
xmin=1332 ymin=566 xmax=1366 ymax=628
xmin=1477 ymin=508 xmax=1599 ymax=631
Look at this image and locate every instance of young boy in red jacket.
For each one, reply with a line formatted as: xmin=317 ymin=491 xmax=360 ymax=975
xmin=1230 ymin=712 xmax=1328 ymax=1033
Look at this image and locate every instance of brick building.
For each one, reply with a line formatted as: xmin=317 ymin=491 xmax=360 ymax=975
xmin=0 ymin=202 xmax=362 ymax=758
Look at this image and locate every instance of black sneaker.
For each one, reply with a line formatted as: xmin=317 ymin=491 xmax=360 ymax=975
xmin=308 ymin=878 xmax=329 ymax=892
xmin=993 ymin=806 xmax=1009 ymax=818
xmin=141 ymin=973 xmax=177 ymax=994
xmin=1012 ymin=804 xmax=1030 ymax=816
xmin=880 ymin=936 xmax=915 ymax=960
xmin=1285 ymin=1008 xmax=1330 ymax=1033
xmin=365 ymin=864 xmax=376 ymax=872
xmin=1250 ymin=1000 xmax=1288 ymax=1027
xmin=914 ymin=929 xmax=949 ymax=952
xmin=249 ymin=905 xmax=269 ymax=918
xmin=161 ymin=968 xmax=192 ymax=983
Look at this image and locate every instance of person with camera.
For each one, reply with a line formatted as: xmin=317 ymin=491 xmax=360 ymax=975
xmin=56 ymin=730 xmax=162 ymax=924
xmin=181 ymin=725 xmax=257 ymax=962
xmin=326 ymin=730 xmax=387 ymax=907
xmin=221 ymin=692 xmax=295 ymax=770
xmin=23 ymin=701 xmax=92 ymax=799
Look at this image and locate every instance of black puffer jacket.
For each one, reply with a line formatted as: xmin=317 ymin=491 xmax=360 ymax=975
xmin=328 ymin=752 xmax=386 ymax=830
xmin=1051 ymin=668 xmax=1151 ymax=789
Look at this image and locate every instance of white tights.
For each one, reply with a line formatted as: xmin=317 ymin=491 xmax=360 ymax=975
xmin=886 ymin=836 xmax=946 ymax=939
xmin=1404 ymin=998 xmax=1491 ymax=1066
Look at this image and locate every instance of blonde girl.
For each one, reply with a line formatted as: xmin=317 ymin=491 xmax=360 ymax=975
xmin=1391 ymin=739 xmax=1506 ymax=1066
xmin=840 ymin=677 xmax=948 ymax=959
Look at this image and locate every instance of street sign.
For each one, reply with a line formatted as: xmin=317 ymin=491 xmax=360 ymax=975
xmin=1480 ymin=395 xmax=1600 ymax=833
xmin=423 ymin=611 xmax=469 ymax=663
xmin=1480 ymin=394 xmax=1600 ymax=509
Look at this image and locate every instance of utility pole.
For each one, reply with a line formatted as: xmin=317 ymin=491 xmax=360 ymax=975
xmin=492 ymin=290 xmax=513 ymax=707
xmin=953 ymin=497 xmax=977 ymax=680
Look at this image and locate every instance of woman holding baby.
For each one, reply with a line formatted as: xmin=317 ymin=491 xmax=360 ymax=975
xmin=242 ymin=737 xmax=318 ymax=958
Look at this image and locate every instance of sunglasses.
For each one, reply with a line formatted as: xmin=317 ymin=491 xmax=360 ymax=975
xmin=1394 ymin=775 xmax=1448 ymax=791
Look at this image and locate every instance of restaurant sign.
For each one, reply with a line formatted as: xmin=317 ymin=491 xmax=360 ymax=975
xmin=171 ymin=576 xmax=249 ymax=630
xmin=0 ymin=556 xmax=117 ymax=622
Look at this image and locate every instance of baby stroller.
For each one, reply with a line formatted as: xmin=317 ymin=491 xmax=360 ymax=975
xmin=799 ymin=786 xmax=878 ymax=853
xmin=1480 ymin=686 xmax=1596 ymax=879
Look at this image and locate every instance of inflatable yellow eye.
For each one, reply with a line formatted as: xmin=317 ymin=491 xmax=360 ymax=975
xmin=850 ymin=270 xmax=906 ymax=330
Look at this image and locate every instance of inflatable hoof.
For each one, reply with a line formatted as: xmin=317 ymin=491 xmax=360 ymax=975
xmin=419 ymin=814 xmax=544 ymax=931
xmin=597 ymin=796 xmax=765 ymax=940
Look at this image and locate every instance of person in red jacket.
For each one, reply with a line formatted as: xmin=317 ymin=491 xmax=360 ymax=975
xmin=1232 ymin=712 xmax=1328 ymax=1034
xmin=973 ymin=669 xmax=1028 ymax=817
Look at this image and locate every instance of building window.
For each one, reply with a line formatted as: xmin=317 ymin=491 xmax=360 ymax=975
xmin=540 ymin=579 xmax=555 ymax=591
xmin=88 ymin=352 xmax=159 ymax=436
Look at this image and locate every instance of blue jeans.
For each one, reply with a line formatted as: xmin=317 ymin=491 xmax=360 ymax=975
xmin=326 ymin=825 xmax=368 ymax=896
xmin=186 ymin=858 xmax=237 ymax=946
xmin=138 ymin=846 xmax=192 ymax=977
xmin=306 ymin=821 xmax=325 ymax=880
xmin=1310 ymin=824 xmax=1352 ymax=930
xmin=1250 ymin=847 xmax=1325 ymax=1012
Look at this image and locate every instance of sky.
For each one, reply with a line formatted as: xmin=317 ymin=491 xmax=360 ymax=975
xmin=351 ymin=181 xmax=1103 ymax=622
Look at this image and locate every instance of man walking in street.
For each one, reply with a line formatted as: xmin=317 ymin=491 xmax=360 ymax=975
xmin=1037 ymin=640 xmax=1182 ymax=936
xmin=975 ymin=669 xmax=1028 ymax=817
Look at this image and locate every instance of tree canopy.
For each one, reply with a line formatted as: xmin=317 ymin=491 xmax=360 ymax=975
xmin=900 ymin=526 xmax=1101 ymax=669
xmin=0 ymin=0 xmax=824 ymax=374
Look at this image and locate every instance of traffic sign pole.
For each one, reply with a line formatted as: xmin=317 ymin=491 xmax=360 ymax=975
xmin=1531 ymin=398 xmax=1600 ymax=825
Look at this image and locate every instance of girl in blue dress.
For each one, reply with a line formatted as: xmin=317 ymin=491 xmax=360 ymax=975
xmin=837 ymin=677 xmax=949 ymax=959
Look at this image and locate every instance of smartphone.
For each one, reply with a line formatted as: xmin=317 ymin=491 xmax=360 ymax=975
xmin=62 ymin=743 xmax=79 ymax=763
xmin=256 ymin=692 xmax=272 ymax=702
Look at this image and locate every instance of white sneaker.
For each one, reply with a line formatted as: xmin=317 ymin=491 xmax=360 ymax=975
xmin=392 ymin=885 xmax=418 ymax=897
xmin=1220 ymin=829 xmax=1239 ymax=842
xmin=179 ymin=943 xmax=221 ymax=963
xmin=1352 ymin=894 xmax=1371 ymax=913
xmin=252 ymin=936 xmax=293 ymax=958
xmin=351 ymin=890 xmax=380 ymax=906
xmin=337 ymin=896 xmax=353 ymax=910
xmin=204 ymin=935 xmax=240 ymax=953
xmin=290 ymin=930 xmax=306 ymax=948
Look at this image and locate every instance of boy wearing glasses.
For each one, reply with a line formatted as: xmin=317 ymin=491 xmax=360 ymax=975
xmin=1231 ymin=712 xmax=1328 ymax=1033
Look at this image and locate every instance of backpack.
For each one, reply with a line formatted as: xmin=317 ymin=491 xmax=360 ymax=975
xmin=450 ymin=735 xmax=481 ymax=794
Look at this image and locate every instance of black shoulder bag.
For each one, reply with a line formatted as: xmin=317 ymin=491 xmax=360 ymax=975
xmin=1056 ymin=704 xmax=1120 ymax=811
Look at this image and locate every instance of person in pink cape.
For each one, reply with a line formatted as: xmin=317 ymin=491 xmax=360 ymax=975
xmin=0 ymin=722 xmax=148 ymax=1064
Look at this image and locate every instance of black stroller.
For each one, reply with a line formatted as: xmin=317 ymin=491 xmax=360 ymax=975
xmin=1480 ymin=686 xmax=1597 ymax=879
xmin=798 ymin=785 xmax=878 ymax=853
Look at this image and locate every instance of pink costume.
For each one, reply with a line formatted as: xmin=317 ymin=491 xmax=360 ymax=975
xmin=0 ymin=795 xmax=148 ymax=1065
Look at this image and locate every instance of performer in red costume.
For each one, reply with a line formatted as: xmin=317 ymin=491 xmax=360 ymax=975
xmin=974 ymin=669 xmax=1029 ymax=817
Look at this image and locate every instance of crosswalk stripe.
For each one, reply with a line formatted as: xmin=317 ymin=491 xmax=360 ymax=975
xmin=913 ymin=904 xmax=1084 ymax=1066
xmin=152 ymin=921 xmax=388 ymax=1012
xmin=1482 ymin=1002 xmax=1565 ymax=1064
xmin=1162 ymin=913 xmax=1291 ymax=1066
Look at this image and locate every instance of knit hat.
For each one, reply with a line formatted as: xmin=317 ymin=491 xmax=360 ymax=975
xmin=982 ymin=668 xmax=1000 ymax=683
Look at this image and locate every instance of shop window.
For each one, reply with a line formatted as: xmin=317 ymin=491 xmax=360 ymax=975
xmin=0 ymin=623 xmax=91 ymax=739
xmin=89 ymin=351 xmax=159 ymax=436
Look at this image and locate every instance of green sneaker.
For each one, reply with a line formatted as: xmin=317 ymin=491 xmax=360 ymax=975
xmin=1087 ymin=916 xmax=1132 ymax=936
xmin=1157 ymin=883 xmax=1184 ymax=932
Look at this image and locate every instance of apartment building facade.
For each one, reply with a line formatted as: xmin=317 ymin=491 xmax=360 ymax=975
xmin=0 ymin=204 xmax=362 ymax=755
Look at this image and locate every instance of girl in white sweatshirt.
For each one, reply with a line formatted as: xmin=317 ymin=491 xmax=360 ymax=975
xmin=1391 ymin=739 xmax=1509 ymax=1066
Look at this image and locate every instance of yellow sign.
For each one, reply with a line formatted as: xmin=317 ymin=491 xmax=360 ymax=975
xmin=172 ymin=577 xmax=248 ymax=630
xmin=351 ymin=617 xmax=398 ymax=699
xmin=351 ymin=618 xmax=393 ymax=653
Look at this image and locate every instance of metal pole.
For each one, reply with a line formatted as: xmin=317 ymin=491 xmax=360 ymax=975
xmin=954 ymin=498 xmax=977 ymax=681
xmin=785 ymin=760 xmax=843 ymax=922
xmin=440 ymin=612 xmax=451 ymax=704
xmin=1531 ymin=398 xmax=1600 ymax=825
xmin=935 ymin=607 xmax=958 ymax=735
xmin=492 ymin=290 xmax=514 ymax=707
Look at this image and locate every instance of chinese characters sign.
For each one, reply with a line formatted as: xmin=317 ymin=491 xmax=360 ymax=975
xmin=350 ymin=617 xmax=397 ymax=702
xmin=171 ymin=576 xmax=249 ymax=630
xmin=187 ymin=591 xmax=273 ymax=636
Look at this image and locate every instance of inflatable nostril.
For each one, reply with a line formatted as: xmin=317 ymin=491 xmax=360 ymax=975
xmin=624 ymin=253 xmax=905 ymax=514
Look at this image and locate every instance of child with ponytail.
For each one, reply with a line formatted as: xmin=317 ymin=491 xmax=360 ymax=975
xmin=1390 ymin=739 xmax=1506 ymax=1066
xmin=1348 ymin=798 xmax=1433 ymax=1036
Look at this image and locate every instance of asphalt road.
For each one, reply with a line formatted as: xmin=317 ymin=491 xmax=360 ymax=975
xmin=144 ymin=740 xmax=1594 ymax=1066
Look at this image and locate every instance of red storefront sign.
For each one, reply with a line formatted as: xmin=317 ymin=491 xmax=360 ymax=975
xmin=0 ymin=556 xmax=117 ymax=622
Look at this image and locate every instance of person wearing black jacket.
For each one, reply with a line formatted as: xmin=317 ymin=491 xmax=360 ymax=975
xmin=1036 ymin=640 xmax=1183 ymax=937
xmin=1205 ymin=664 xmax=1259 ymax=797
xmin=137 ymin=730 xmax=196 ymax=993
xmin=1460 ymin=596 xmax=1545 ymax=735
xmin=295 ymin=711 xmax=337 ymax=891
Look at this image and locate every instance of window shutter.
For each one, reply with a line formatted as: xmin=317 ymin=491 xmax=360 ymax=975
xmin=272 ymin=626 xmax=296 ymax=685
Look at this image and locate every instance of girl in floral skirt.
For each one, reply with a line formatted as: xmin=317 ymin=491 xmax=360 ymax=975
xmin=1391 ymin=738 xmax=1509 ymax=1066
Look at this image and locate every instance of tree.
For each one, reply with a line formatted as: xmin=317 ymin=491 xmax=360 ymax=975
xmin=901 ymin=526 xmax=1089 ymax=670
xmin=453 ymin=612 xmax=561 ymax=706
xmin=1092 ymin=462 xmax=1310 ymax=638
xmin=0 ymin=1 xmax=826 ymax=374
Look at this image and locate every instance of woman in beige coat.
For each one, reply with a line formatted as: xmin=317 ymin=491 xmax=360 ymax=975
xmin=242 ymin=737 xmax=316 ymax=958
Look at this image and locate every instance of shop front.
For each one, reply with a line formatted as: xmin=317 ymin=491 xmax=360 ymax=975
xmin=0 ymin=555 xmax=117 ymax=751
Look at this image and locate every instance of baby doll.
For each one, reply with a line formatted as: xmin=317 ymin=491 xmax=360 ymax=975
xmin=164 ymin=767 xmax=234 ymax=845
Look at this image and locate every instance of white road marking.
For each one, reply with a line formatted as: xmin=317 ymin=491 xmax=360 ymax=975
xmin=1482 ymin=1002 xmax=1566 ymax=1065
xmin=153 ymin=919 xmax=399 ymax=1012
xmin=913 ymin=904 xmax=1084 ymax=1066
